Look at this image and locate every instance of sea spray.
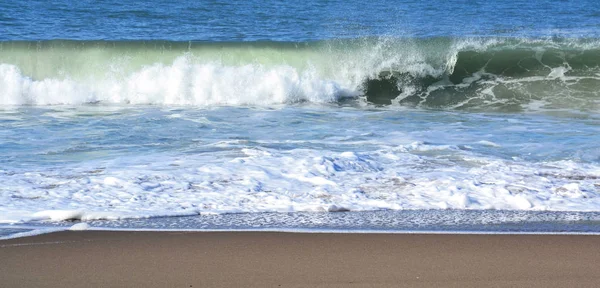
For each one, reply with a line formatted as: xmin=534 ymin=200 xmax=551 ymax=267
xmin=1 ymin=38 xmax=599 ymax=111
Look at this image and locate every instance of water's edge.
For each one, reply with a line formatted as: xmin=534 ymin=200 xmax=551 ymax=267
xmin=4 ymin=210 xmax=600 ymax=240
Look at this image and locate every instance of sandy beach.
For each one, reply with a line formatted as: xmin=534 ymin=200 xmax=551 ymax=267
xmin=1 ymin=231 xmax=600 ymax=287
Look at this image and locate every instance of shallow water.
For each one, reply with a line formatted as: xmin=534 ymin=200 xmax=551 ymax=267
xmin=5 ymin=210 xmax=600 ymax=240
xmin=1 ymin=106 xmax=599 ymax=223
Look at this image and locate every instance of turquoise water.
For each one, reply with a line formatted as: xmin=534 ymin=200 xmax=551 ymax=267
xmin=1 ymin=0 xmax=600 ymax=233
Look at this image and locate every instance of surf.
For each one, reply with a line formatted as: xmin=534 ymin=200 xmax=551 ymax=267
xmin=1 ymin=37 xmax=600 ymax=112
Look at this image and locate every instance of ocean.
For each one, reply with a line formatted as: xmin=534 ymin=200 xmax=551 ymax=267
xmin=2 ymin=0 xmax=600 ymax=238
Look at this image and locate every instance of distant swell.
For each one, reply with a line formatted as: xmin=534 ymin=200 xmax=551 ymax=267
xmin=1 ymin=38 xmax=600 ymax=111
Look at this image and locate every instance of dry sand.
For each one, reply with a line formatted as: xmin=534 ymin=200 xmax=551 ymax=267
xmin=1 ymin=231 xmax=600 ymax=287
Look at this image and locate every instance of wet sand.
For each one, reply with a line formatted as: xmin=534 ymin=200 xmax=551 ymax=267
xmin=2 ymin=231 xmax=600 ymax=287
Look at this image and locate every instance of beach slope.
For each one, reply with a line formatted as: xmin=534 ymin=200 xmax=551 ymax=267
xmin=1 ymin=231 xmax=600 ymax=287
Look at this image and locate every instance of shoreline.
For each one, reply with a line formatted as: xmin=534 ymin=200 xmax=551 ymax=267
xmin=5 ymin=209 xmax=600 ymax=239
xmin=2 ymin=231 xmax=600 ymax=287
xmin=6 ymin=226 xmax=600 ymax=241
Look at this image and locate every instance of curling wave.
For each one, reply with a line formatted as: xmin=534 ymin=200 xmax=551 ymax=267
xmin=1 ymin=37 xmax=600 ymax=111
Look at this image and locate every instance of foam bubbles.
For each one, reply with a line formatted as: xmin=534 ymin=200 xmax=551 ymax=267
xmin=69 ymin=223 xmax=90 ymax=231
xmin=2 ymin=142 xmax=600 ymax=224
xmin=0 ymin=106 xmax=596 ymax=225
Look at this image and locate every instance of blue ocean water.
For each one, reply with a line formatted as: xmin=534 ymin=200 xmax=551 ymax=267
xmin=1 ymin=0 xmax=600 ymax=235
xmin=2 ymin=0 xmax=600 ymax=40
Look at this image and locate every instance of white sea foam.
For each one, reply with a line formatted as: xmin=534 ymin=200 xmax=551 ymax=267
xmin=2 ymin=141 xmax=600 ymax=224
xmin=69 ymin=223 xmax=90 ymax=231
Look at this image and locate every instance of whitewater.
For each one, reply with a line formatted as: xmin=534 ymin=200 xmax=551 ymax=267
xmin=2 ymin=103 xmax=600 ymax=224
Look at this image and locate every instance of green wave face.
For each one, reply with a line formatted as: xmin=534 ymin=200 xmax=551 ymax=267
xmin=1 ymin=38 xmax=600 ymax=111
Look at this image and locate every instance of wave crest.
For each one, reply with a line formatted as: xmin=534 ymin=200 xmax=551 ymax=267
xmin=0 ymin=57 xmax=352 ymax=106
xmin=1 ymin=38 xmax=600 ymax=111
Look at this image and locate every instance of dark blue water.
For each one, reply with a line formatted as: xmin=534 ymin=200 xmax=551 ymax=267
xmin=2 ymin=0 xmax=600 ymax=41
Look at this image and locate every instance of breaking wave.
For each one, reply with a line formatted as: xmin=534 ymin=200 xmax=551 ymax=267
xmin=1 ymin=37 xmax=600 ymax=111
